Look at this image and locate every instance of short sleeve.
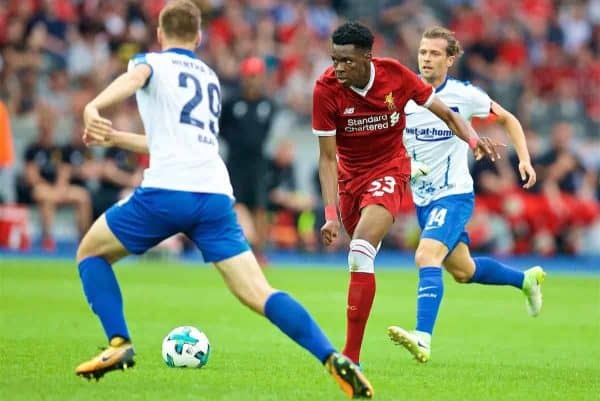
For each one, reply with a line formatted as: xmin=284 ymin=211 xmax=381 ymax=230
xmin=312 ymin=81 xmax=337 ymax=137
xmin=127 ymin=53 xmax=153 ymax=89
xmin=468 ymin=85 xmax=492 ymax=118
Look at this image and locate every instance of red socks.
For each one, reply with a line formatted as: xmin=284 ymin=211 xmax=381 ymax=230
xmin=342 ymin=272 xmax=376 ymax=364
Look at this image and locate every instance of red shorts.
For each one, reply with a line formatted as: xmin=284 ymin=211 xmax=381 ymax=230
xmin=339 ymin=170 xmax=410 ymax=236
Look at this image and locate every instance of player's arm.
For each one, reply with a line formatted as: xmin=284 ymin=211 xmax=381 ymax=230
xmin=427 ymin=97 xmax=501 ymax=161
xmin=83 ymin=64 xmax=152 ymax=139
xmin=83 ymin=128 xmax=149 ymax=154
xmin=318 ymin=136 xmax=338 ymax=210
xmin=318 ymin=135 xmax=340 ymax=246
xmin=490 ymin=101 xmax=536 ymax=188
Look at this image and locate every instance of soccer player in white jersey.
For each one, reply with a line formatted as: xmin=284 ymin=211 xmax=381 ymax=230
xmin=387 ymin=27 xmax=546 ymax=363
xmin=73 ymin=2 xmax=373 ymax=397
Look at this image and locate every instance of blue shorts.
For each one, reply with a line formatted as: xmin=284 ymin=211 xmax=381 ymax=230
xmin=105 ymin=187 xmax=250 ymax=262
xmin=416 ymin=193 xmax=474 ymax=252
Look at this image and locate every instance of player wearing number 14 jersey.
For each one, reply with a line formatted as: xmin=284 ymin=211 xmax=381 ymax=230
xmin=73 ymin=2 xmax=373 ymax=398
xmin=313 ymin=21 xmax=498 ymax=365
xmin=388 ymin=27 xmax=545 ymax=364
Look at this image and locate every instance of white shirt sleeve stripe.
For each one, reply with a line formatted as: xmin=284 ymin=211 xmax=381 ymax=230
xmin=422 ymin=90 xmax=435 ymax=108
xmin=313 ymin=129 xmax=336 ymax=137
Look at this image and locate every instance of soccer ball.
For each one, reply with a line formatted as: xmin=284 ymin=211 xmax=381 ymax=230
xmin=162 ymin=326 xmax=210 ymax=368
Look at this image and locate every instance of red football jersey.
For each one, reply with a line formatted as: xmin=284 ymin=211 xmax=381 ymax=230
xmin=312 ymin=57 xmax=434 ymax=187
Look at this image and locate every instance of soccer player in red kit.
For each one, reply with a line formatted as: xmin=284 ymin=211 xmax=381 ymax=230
xmin=313 ymin=21 xmax=500 ymax=365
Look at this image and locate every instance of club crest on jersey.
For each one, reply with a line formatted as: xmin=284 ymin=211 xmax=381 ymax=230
xmin=384 ymin=92 xmax=396 ymax=110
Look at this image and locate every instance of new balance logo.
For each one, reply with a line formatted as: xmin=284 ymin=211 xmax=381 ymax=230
xmin=343 ymin=107 xmax=355 ymax=115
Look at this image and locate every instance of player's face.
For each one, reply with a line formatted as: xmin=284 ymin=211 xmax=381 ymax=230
xmin=418 ymin=38 xmax=455 ymax=83
xmin=331 ymin=44 xmax=371 ymax=88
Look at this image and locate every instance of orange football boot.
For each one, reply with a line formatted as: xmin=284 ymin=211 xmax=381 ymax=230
xmin=76 ymin=337 xmax=135 ymax=380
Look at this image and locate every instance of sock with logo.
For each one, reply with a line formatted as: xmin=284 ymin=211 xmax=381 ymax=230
xmin=264 ymin=291 xmax=336 ymax=364
xmin=343 ymin=272 xmax=376 ymax=364
xmin=469 ymin=257 xmax=525 ymax=288
xmin=415 ymin=267 xmax=444 ymax=335
xmin=78 ymin=256 xmax=130 ymax=342
xmin=342 ymin=240 xmax=377 ymax=364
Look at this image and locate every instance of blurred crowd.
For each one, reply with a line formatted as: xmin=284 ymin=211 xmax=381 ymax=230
xmin=0 ymin=0 xmax=598 ymax=256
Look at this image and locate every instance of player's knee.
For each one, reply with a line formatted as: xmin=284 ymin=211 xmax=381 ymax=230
xmin=76 ymin=238 xmax=92 ymax=262
xmin=414 ymin=244 xmax=443 ymax=268
xmin=449 ymin=268 xmax=471 ymax=283
xmin=348 ymin=239 xmax=376 ymax=273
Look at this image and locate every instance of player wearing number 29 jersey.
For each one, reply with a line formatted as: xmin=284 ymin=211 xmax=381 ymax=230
xmin=128 ymin=49 xmax=232 ymax=196
xmin=74 ymin=3 xmax=373 ymax=398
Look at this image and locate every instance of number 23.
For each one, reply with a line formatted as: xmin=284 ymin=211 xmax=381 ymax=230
xmin=368 ymin=176 xmax=396 ymax=197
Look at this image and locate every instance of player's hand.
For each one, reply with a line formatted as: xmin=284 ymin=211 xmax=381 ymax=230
xmin=473 ymin=136 xmax=506 ymax=161
xmin=320 ymin=219 xmax=340 ymax=247
xmin=519 ymin=161 xmax=537 ymax=189
xmin=83 ymin=127 xmax=116 ymax=148
xmin=83 ymin=104 xmax=112 ymax=137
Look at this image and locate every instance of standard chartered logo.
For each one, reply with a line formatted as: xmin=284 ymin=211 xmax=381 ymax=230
xmin=344 ymin=113 xmax=400 ymax=133
xmin=390 ymin=111 xmax=400 ymax=126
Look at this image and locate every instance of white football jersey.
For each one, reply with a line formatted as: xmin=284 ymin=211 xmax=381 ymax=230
xmin=403 ymin=77 xmax=491 ymax=206
xmin=128 ymin=48 xmax=232 ymax=196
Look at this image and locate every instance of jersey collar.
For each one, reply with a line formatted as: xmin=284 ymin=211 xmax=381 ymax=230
xmin=162 ymin=48 xmax=199 ymax=59
xmin=435 ymin=76 xmax=449 ymax=93
xmin=417 ymin=74 xmax=449 ymax=93
xmin=350 ymin=61 xmax=375 ymax=97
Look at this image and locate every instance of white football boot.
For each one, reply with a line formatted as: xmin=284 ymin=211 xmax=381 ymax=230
xmin=522 ymin=266 xmax=546 ymax=317
xmin=387 ymin=326 xmax=431 ymax=363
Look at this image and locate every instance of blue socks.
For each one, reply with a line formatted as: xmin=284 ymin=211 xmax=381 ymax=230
xmin=470 ymin=257 xmax=524 ymax=288
xmin=415 ymin=267 xmax=444 ymax=335
xmin=78 ymin=256 xmax=130 ymax=341
xmin=264 ymin=292 xmax=335 ymax=364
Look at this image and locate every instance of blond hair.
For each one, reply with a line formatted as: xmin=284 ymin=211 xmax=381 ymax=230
xmin=159 ymin=0 xmax=201 ymax=42
xmin=422 ymin=26 xmax=464 ymax=57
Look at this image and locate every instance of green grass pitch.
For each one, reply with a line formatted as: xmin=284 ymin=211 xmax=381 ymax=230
xmin=1 ymin=259 xmax=598 ymax=401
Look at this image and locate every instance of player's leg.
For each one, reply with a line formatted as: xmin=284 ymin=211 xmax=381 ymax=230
xmin=215 ymin=251 xmax=338 ymax=359
xmin=444 ymin=242 xmax=546 ymax=316
xmin=388 ymin=195 xmax=472 ymax=362
xmin=194 ymin=194 xmax=373 ymax=398
xmin=75 ymin=188 xmax=179 ymax=379
xmin=387 ymin=236 xmax=447 ymax=363
xmin=342 ymin=202 xmax=394 ymax=365
xmin=214 ymin=251 xmax=373 ymax=398
xmin=75 ymin=213 xmax=133 ymax=379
